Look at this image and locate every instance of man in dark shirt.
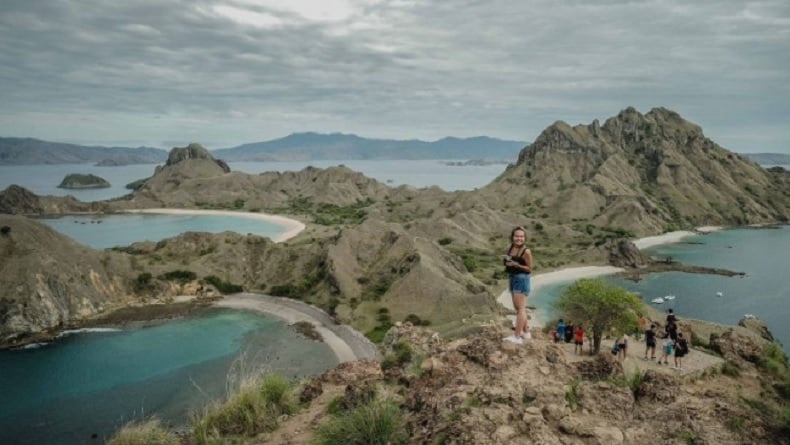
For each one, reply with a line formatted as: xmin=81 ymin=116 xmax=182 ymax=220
xmin=666 ymin=308 xmax=677 ymax=325
xmin=644 ymin=324 xmax=657 ymax=360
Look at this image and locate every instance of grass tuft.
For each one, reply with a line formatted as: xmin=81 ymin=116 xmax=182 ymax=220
xmin=191 ymin=372 xmax=296 ymax=444
xmin=107 ymin=418 xmax=178 ymax=445
xmin=313 ymin=399 xmax=406 ymax=445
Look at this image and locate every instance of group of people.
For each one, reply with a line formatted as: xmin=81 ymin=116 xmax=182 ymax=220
xmin=643 ymin=309 xmax=689 ymax=370
xmin=553 ymin=319 xmax=585 ymax=354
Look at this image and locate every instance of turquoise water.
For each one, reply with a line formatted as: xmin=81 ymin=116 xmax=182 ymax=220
xmin=40 ymin=213 xmax=286 ymax=249
xmin=0 ymin=308 xmax=337 ymax=445
xmin=532 ymin=226 xmax=790 ymax=350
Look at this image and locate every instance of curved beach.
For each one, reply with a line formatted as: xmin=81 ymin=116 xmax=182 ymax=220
xmin=123 ymin=208 xmax=306 ymax=242
xmin=216 ymin=293 xmax=380 ymax=364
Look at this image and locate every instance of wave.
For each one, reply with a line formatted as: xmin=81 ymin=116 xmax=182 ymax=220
xmin=57 ymin=327 xmax=123 ymax=338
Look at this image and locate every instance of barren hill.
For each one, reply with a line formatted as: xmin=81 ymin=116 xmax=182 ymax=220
xmin=480 ymin=107 xmax=790 ymax=236
xmin=0 ymin=214 xmax=135 ymax=345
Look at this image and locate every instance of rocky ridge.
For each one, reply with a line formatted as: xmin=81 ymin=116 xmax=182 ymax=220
xmin=259 ymin=322 xmax=789 ymax=444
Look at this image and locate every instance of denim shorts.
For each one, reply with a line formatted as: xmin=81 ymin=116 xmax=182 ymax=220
xmin=509 ymin=273 xmax=531 ymax=295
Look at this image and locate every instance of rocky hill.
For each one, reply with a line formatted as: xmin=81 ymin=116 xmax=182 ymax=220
xmin=0 ymin=214 xmax=137 ymax=346
xmin=476 ymin=107 xmax=790 ymax=236
xmin=0 ymin=137 xmax=166 ymax=165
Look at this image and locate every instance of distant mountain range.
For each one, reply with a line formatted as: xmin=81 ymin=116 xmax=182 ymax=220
xmin=0 ymin=138 xmax=167 ymax=165
xmin=1 ymin=134 xmax=788 ymax=166
xmin=212 ymin=132 xmax=528 ymax=161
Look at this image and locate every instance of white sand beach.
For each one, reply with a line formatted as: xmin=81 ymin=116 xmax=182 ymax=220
xmin=216 ymin=293 xmax=379 ymax=364
xmin=124 ymin=208 xmax=305 ymax=242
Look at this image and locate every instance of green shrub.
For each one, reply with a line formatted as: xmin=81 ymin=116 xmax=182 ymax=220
xmin=438 ymin=237 xmax=453 ymax=246
xmin=204 ymin=275 xmax=243 ymax=294
xmin=403 ymin=313 xmax=431 ymax=326
xmin=565 ymin=379 xmax=581 ymax=411
xmin=313 ymin=399 xmax=406 ymax=445
xmin=108 ymin=419 xmax=178 ymax=445
xmin=462 ymin=257 xmax=477 ymax=272
xmin=191 ymin=373 xmax=295 ymax=444
xmin=722 ymin=362 xmax=741 ymax=377
xmin=365 ymin=323 xmax=393 ymax=343
xmin=160 ymin=270 xmax=197 ymax=283
xmin=134 ymin=272 xmax=153 ymax=292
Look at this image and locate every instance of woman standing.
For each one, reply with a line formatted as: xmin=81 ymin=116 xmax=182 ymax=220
xmin=503 ymin=226 xmax=533 ymax=345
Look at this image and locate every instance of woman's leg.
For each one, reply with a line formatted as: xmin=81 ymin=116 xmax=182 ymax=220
xmin=512 ymin=292 xmax=528 ymax=338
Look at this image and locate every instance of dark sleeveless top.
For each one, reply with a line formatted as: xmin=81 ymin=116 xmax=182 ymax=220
xmin=505 ymin=245 xmax=530 ymax=275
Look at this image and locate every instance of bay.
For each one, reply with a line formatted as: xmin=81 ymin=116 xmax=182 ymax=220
xmin=532 ymin=226 xmax=790 ymax=350
xmin=39 ymin=213 xmax=286 ymax=249
xmin=0 ymin=308 xmax=337 ymax=445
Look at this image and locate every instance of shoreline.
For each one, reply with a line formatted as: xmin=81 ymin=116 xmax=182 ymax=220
xmin=123 ymin=208 xmax=306 ymax=242
xmin=497 ymin=226 xmax=727 ymax=328
xmin=215 ymin=293 xmax=379 ymax=364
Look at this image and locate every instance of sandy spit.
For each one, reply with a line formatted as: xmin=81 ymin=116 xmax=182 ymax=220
xmin=123 ymin=208 xmax=305 ymax=242
xmin=216 ymin=293 xmax=379 ymax=364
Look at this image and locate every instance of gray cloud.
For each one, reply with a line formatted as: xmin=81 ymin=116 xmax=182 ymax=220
xmin=0 ymin=0 xmax=788 ymax=152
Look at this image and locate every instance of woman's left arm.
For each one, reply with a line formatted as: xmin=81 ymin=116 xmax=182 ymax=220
xmin=523 ymin=249 xmax=533 ymax=273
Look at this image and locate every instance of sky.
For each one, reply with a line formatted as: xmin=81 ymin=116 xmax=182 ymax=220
xmin=0 ymin=0 xmax=788 ymax=153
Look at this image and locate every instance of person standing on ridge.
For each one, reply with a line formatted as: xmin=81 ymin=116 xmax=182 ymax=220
xmin=565 ymin=320 xmax=574 ymax=343
xmin=556 ymin=319 xmax=566 ymax=344
xmin=503 ymin=226 xmax=533 ymax=345
xmin=644 ymin=324 xmax=657 ymax=361
xmin=574 ymin=324 xmax=585 ymax=354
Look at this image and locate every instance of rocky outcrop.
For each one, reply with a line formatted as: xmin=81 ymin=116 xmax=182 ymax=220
xmin=738 ymin=316 xmax=776 ymax=342
xmin=608 ymin=239 xmax=649 ymax=268
xmin=165 ymin=143 xmax=230 ymax=173
xmin=0 ymin=185 xmax=44 ymax=214
xmin=282 ymin=323 xmax=788 ymax=444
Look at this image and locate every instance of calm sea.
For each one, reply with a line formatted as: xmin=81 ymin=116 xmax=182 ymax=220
xmin=0 ymin=159 xmax=507 ymax=201
xmin=532 ymin=226 xmax=790 ymax=351
xmin=0 ymin=308 xmax=337 ymax=445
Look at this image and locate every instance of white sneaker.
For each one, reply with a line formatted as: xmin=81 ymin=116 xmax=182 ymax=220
xmin=522 ymin=331 xmax=532 ymax=340
xmin=504 ymin=336 xmax=523 ymax=345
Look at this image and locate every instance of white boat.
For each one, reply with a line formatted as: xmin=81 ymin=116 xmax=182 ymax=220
xmin=716 ymin=291 xmax=723 ymax=297
xmin=651 ymin=297 xmax=665 ymax=304
xmin=664 ymin=295 xmax=676 ymax=300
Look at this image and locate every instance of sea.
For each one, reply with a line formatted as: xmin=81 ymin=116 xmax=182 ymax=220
xmin=531 ymin=226 xmax=790 ymax=351
xmin=0 ymin=160 xmax=788 ymax=443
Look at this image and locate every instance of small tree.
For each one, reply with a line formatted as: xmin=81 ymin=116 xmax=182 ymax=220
xmin=554 ymin=278 xmax=644 ymax=353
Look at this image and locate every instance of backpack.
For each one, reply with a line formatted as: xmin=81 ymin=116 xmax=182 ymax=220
xmin=678 ymin=339 xmax=688 ymax=354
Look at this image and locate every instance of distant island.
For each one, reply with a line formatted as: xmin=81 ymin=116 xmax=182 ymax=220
xmin=57 ymin=173 xmax=111 ymax=189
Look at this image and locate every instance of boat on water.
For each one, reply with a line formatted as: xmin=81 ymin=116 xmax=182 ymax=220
xmin=651 ymin=297 xmax=665 ymax=304
xmin=664 ymin=295 xmax=676 ymax=300
xmin=716 ymin=291 xmax=724 ymax=297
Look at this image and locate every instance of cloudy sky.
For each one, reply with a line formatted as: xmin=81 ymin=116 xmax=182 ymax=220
xmin=0 ymin=0 xmax=788 ymax=152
